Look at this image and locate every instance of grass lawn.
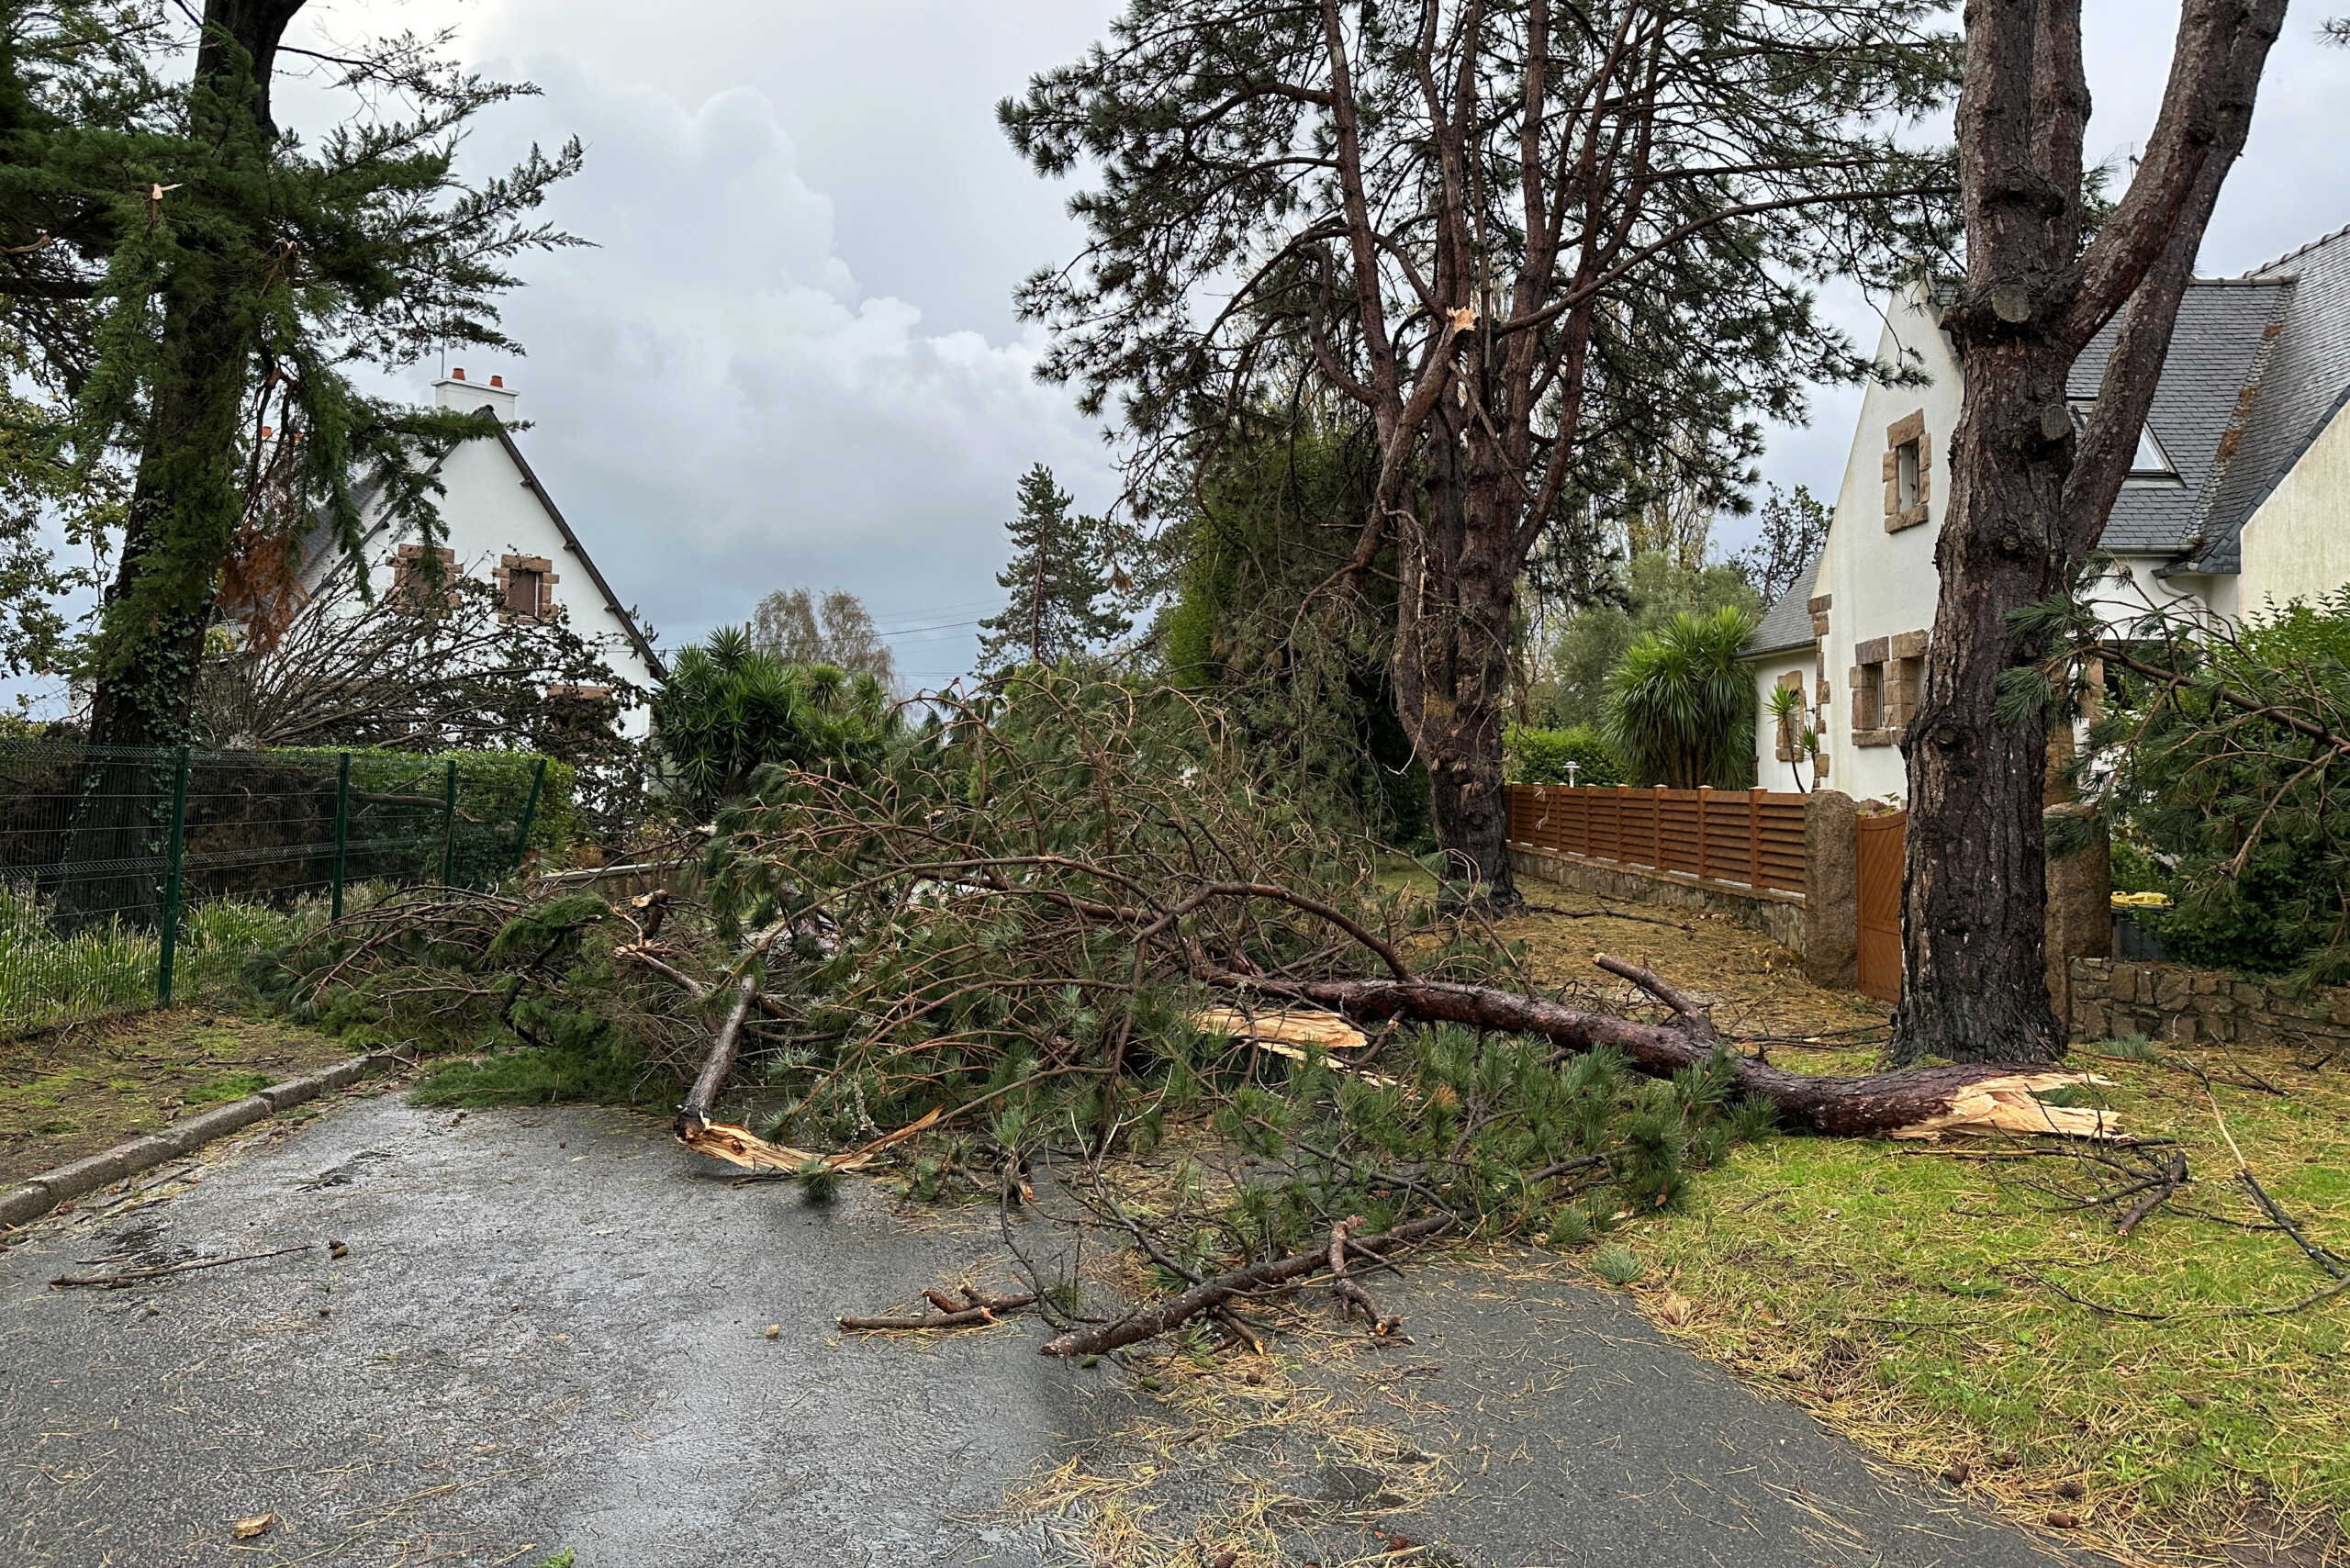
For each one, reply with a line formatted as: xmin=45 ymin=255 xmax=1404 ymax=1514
xmin=1491 ymin=902 xmax=2349 ymax=1565
xmin=0 ymin=1007 xmax=358 ymax=1186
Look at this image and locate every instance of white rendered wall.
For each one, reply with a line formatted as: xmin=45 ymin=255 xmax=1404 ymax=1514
xmin=2238 ymin=400 xmax=2350 ymax=614
xmin=1747 ymin=654 xmax=1814 ymax=792
xmin=1807 ymin=288 xmax=1964 ymax=803
xmin=377 ymin=433 xmax=657 ymax=738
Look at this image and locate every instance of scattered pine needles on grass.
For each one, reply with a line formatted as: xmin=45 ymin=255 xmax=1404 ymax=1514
xmin=1624 ymin=1036 xmax=2350 ymax=1566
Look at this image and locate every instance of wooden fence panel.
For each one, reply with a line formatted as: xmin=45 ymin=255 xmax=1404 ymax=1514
xmin=1505 ymin=783 xmax=1808 ymax=896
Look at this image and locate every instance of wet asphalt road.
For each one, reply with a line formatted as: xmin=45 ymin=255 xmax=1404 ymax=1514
xmin=0 ymin=1090 xmax=2107 ymax=1568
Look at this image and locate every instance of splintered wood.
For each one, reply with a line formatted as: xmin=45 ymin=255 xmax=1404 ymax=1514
xmin=675 ymin=1106 xmax=945 ymax=1171
xmin=1192 ymin=1006 xmax=1403 ymax=1086
xmin=1887 ymin=1072 xmax=2122 ymax=1141
xmin=1193 ymin=1005 xmax=1368 ymax=1052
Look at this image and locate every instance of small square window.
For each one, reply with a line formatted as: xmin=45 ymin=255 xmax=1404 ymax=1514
xmin=392 ymin=546 xmax=455 ymax=611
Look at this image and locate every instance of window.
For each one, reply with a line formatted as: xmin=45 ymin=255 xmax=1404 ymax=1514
xmin=496 ymin=554 xmax=558 ymax=622
xmin=391 ymin=544 xmax=456 ymax=610
xmin=504 ymin=566 xmax=543 ymax=617
xmin=1883 ymin=411 xmax=1930 ymax=530
xmin=1851 ymin=630 xmax=1927 ymax=745
xmin=1774 ymin=670 xmax=1805 ymax=761
xmin=1853 ymin=662 xmax=1883 ymax=731
xmin=2068 ymin=403 xmax=2178 ymax=481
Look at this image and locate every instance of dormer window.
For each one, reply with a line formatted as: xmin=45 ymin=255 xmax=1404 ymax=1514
xmin=2069 ymin=403 xmax=2178 ymax=483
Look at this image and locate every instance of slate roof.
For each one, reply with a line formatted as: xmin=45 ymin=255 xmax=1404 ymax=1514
xmin=2176 ymin=223 xmax=2350 ymax=574
xmin=2074 ymin=277 xmax=2291 ymax=558
xmin=1743 ymin=549 xmax=1821 ymax=657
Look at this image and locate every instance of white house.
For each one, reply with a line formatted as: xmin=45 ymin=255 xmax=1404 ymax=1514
xmin=1746 ymin=221 xmax=2350 ymax=800
xmin=296 ymin=369 xmax=665 ymax=735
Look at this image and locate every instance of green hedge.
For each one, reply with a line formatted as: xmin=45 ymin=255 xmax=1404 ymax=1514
xmin=1504 ymin=724 xmax=1626 ymax=787
xmin=270 ymin=745 xmax=576 ymax=883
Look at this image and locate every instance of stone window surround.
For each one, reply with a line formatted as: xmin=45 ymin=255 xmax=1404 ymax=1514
xmin=1772 ymin=669 xmax=1805 ymax=761
xmin=1805 ymin=593 xmax=1834 ymax=778
xmin=493 ymin=553 xmax=560 ymax=622
xmin=1849 ymin=629 xmax=1928 ymax=747
xmin=1883 ymin=409 xmax=1931 ymax=532
xmin=391 ymin=543 xmax=458 ymax=609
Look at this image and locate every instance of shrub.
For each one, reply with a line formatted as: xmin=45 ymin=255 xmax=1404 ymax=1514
xmin=271 ymin=745 xmax=576 ymax=883
xmin=652 ymin=627 xmax=903 ymax=819
xmin=1505 ymin=724 xmax=1625 ymax=787
xmin=1605 ymin=606 xmax=1760 ymax=789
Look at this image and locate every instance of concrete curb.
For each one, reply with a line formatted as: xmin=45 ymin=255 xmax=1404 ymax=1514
xmin=0 ymin=1051 xmax=400 ymax=1232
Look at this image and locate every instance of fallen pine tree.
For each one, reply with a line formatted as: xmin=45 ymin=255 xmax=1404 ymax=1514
xmin=260 ymin=672 xmax=2124 ymax=1357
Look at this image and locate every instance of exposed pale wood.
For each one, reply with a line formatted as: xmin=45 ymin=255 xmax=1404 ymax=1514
xmin=1886 ymin=1072 xmax=2123 ymax=1141
xmin=677 ymin=1106 xmax=945 ymax=1172
xmin=1192 ymin=1005 xmax=1369 ymax=1052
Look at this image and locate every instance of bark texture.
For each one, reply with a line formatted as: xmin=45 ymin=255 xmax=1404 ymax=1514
xmin=1897 ymin=0 xmax=2285 ymax=1065
xmin=1215 ymin=970 xmax=2070 ymax=1138
xmin=62 ymin=1 xmax=306 ymax=927
xmin=86 ymin=0 xmax=304 ymax=751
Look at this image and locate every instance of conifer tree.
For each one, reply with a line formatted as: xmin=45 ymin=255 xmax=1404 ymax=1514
xmin=1005 ymin=0 xmax=1959 ymax=902
xmin=1 ymin=1 xmax=582 ymax=749
xmin=976 ymin=464 xmax=1129 ymax=669
xmin=1 ymin=1 xmax=580 ymax=922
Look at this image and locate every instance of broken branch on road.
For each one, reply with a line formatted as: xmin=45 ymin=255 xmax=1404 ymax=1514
xmin=50 ymin=1241 xmax=315 ymax=1290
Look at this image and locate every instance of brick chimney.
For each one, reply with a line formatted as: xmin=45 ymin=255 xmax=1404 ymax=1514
xmin=432 ymin=365 xmax=519 ymax=425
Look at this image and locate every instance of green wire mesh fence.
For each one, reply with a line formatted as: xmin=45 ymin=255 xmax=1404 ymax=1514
xmin=0 ymin=737 xmax=547 ymax=1038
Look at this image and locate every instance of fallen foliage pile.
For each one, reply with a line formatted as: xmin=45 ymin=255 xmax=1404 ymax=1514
xmin=260 ymin=672 xmax=2127 ymax=1358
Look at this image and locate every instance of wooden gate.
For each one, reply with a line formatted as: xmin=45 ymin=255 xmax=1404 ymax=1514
xmin=1855 ymin=810 xmax=1907 ymax=1003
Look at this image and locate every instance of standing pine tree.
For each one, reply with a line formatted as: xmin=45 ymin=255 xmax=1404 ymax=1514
xmin=11 ymin=3 xmax=582 ymax=751
xmin=975 ymin=464 xmax=1129 ymax=669
xmin=4 ymin=2 xmax=581 ymax=922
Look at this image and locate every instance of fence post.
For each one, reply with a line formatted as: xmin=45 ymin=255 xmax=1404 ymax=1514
xmin=1696 ymin=787 xmax=1710 ymax=881
xmin=511 ymin=756 xmax=547 ymax=874
xmin=1802 ymin=790 xmax=1860 ymax=991
xmin=331 ymin=752 xmax=350 ymax=920
xmin=1749 ymin=789 xmax=1762 ymax=890
xmin=440 ymin=758 xmax=458 ymax=887
xmin=155 ymin=745 xmax=192 ymax=1005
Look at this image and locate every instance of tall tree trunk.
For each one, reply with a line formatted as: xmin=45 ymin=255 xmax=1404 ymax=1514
xmin=1895 ymin=353 xmax=2076 ymax=1061
xmin=60 ymin=0 xmax=302 ymax=927
xmin=84 ymin=0 xmax=300 ymax=749
xmin=1393 ymin=427 xmax=1518 ymax=904
xmin=1893 ymin=0 xmax=2284 ymax=1065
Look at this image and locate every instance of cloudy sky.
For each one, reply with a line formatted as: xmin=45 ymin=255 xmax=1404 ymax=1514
xmin=231 ymin=2 xmax=2350 ymax=687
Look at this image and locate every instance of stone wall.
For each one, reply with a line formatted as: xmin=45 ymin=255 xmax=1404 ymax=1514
xmin=1508 ymin=845 xmax=1806 ymax=953
xmin=2066 ymin=958 xmax=2350 ymax=1048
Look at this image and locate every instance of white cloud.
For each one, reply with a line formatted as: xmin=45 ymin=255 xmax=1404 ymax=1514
xmin=402 ymin=59 xmax=1117 ymax=674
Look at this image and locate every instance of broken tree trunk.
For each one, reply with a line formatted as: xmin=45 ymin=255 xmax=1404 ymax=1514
xmin=1203 ymin=969 xmax=2114 ymax=1139
xmin=675 ymin=971 xmax=757 ymax=1140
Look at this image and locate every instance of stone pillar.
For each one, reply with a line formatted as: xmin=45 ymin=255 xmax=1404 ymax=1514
xmin=1803 ymin=790 xmax=1858 ymax=991
xmin=2043 ymin=802 xmax=2112 ymax=1035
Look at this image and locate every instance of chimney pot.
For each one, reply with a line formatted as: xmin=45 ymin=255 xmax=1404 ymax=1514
xmin=489 ymin=374 xmax=504 ymax=388
xmin=451 ymin=367 xmax=465 ymax=381
xmin=260 ymin=425 xmax=273 ymax=440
